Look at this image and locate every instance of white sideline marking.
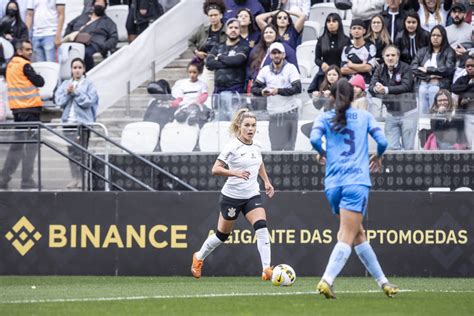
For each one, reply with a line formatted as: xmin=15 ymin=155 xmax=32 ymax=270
xmin=2 ymin=289 xmax=474 ymax=304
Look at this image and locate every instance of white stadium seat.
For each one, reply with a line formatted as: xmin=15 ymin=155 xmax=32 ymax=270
xmin=368 ymin=121 xmax=386 ymax=153
xmin=120 ymin=122 xmax=160 ymax=153
xmin=160 ymin=121 xmax=199 ymax=152
xmin=309 ymin=3 xmax=341 ymax=23
xmin=254 ymin=121 xmax=271 ymax=151
xmin=302 ymin=21 xmax=320 ymax=43
xmin=59 ymin=43 xmax=86 ymax=80
xmin=198 ymin=121 xmax=232 ymax=152
xmin=106 ymin=5 xmax=129 ymax=42
xmin=342 ymin=19 xmax=351 ymax=37
xmin=295 ymin=120 xmax=313 ymax=151
xmin=0 ymin=37 xmax=14 ymax=60
xmin=296 ymin=40 xmax=318 ymax=79
xmin=31 ymin=62 xmax=60 ymax=100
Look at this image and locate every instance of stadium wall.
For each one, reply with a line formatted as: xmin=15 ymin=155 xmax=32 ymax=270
xmin=0 ymin=192 xmax=472 ymax=277
xmin=92 ymin=152 xmax=474 ymax=191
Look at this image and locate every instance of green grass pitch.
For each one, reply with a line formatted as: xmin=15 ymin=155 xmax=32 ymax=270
xmin=0 ymin=276 xmax=473 ymax=315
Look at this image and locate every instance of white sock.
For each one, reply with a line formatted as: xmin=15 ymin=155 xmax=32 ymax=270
xmin=322 ymin=242 xmax=352 ymax=285
xmin=196 ymin=234 xmax=223 ymax=260
xmin=255 ymin=228 xmax=271 ymax=270
xmin=354 ymin=241 xmax=388 ymax=287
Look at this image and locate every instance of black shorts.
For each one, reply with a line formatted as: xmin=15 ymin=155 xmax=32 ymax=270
xmin=219 ymin=194 xmax=263 ymax=220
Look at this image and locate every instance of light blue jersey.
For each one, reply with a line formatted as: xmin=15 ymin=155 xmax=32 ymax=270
xmin=310 ymin=107 xmax=387 ymax=190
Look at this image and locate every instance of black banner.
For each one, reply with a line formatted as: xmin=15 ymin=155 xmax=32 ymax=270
xmin=91 ymin=152 xmax=474 ymax=191
xmin=0 ymin=192 xmax=472 ymax=277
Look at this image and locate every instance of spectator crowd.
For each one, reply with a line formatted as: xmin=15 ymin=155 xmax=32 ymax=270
xmin=185 ymin=0 xmax=473 ymax=151
xmin=0 ymin=0 xmax=472 ymax=153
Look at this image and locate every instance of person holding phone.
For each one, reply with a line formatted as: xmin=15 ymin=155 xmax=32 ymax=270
xmin=251 ymin=42 xmax=301 ymax=151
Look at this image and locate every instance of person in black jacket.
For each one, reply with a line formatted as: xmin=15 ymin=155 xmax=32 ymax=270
xmin=394 ymin=11 xmax=430 ymax=65
xmin=126 ymin=0 xmax=164 ymax=42
xmin=0 ymin=0 xmax=28 ymax=46
xmin=369 ymin=45 xmax=416 ymax=150
xmin=64 ymin=0 xmax=118 ymax=71
xmin=310 ymin=13 xmax=350 ymax=92
xmin=206 ymin=18 xmax=250 ymax=120
xmin=412 ymin=25 xmax=456 ymax=114
xmin=382 ymin=0 xmax=406 ymax=42
xmin=452 ymin=56 xmax=474 ymax=113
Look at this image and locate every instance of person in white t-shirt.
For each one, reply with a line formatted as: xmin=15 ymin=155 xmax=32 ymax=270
xmin=25 ymin=0 xmax=65 ymax=62
xmin=191 ymin=108 xmax=275 ymax=280
xmin=251 ymin=41 xmax=302 ymax=150
xmin=171 ymin=61 xmax=211 ymax=127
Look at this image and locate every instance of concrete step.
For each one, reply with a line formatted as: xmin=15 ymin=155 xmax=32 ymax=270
xmin=167 ymin=58 xmax=192 ymax=68
xmin=180 ymin=49 xmax=195 ymax=59
xmin=155 ymin=67 xmax=187 ymax=83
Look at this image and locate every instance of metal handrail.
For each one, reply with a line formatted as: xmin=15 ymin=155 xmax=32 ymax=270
xmin=80 ymin=124 xmax=198 ymax=191
xmin=0 ymin=121 xmax=198 ymax=191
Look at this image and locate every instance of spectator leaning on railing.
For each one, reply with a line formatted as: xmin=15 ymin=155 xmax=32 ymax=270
xmin=369 ymin=45 xmax=415 ymax=150
xmin=64 ymin=0 xmax=118 ymax=71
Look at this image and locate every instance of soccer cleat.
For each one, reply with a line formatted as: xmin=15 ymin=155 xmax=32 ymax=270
xmin=191 ymin=252 xmax=203 ymax=279
xmin=317 ymin=279 xmax=337 ymax=299
xmin=261 ymin=266 xmax=273 ymax=281
xmin=382 ymin=282 xmax=399 ymax=298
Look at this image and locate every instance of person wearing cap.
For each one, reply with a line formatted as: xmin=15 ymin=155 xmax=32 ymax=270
xmin=369 ymin=45 xmax=415 ymax=150
xmin=349 ymin=74 xmax=369 ymax=110
xmin=251 ymin=41 xmax=302 ymax=150
xmin=206 ymin=18 xmax=250 ymax=120
xmin=341 ymin=19 xmax=377 ymax=84
xmin=446 ymin=3 xmax=472 ymax=49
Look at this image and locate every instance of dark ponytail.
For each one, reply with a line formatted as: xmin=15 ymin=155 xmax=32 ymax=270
xmin=331 ymin=79 xmax=354 ymax=132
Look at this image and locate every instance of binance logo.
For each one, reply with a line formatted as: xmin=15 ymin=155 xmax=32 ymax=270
xmin=5 ymin=216 xmax=42 ymax=256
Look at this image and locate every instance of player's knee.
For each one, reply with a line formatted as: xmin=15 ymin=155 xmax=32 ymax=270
xmin=253 ymin=220 xmax=267 ymax=231
xmin=216 ymin=230 xmax=230 ymax=242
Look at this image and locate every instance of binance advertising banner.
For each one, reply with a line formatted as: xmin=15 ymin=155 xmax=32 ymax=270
xmin=0 ymin=192 xmax=472 ymax=276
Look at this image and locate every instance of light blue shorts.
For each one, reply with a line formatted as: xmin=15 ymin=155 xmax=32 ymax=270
xmin=325 ymin=184 xmax=370 ymax=216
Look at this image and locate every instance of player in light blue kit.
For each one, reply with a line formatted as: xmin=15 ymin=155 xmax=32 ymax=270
xmin=310 ymin=79 xmax=399 ymax=299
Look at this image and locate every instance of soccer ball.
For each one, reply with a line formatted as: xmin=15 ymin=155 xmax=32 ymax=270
xmin=271 ymin=264 xmax=296 ymax=286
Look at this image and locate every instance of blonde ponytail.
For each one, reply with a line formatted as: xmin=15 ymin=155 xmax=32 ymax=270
xmin=229 ymin=108 xmax=257 ymax=137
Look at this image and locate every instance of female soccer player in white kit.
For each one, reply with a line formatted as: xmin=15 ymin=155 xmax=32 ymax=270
xmin=191 ymin=109 xmax=275 ymax=280
xmin=310 ymin=79 xmax=399 ymax=299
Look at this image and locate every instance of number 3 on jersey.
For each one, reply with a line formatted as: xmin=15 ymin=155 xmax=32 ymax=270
xmin=340 ymin=128 xmax=355 ymax=157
